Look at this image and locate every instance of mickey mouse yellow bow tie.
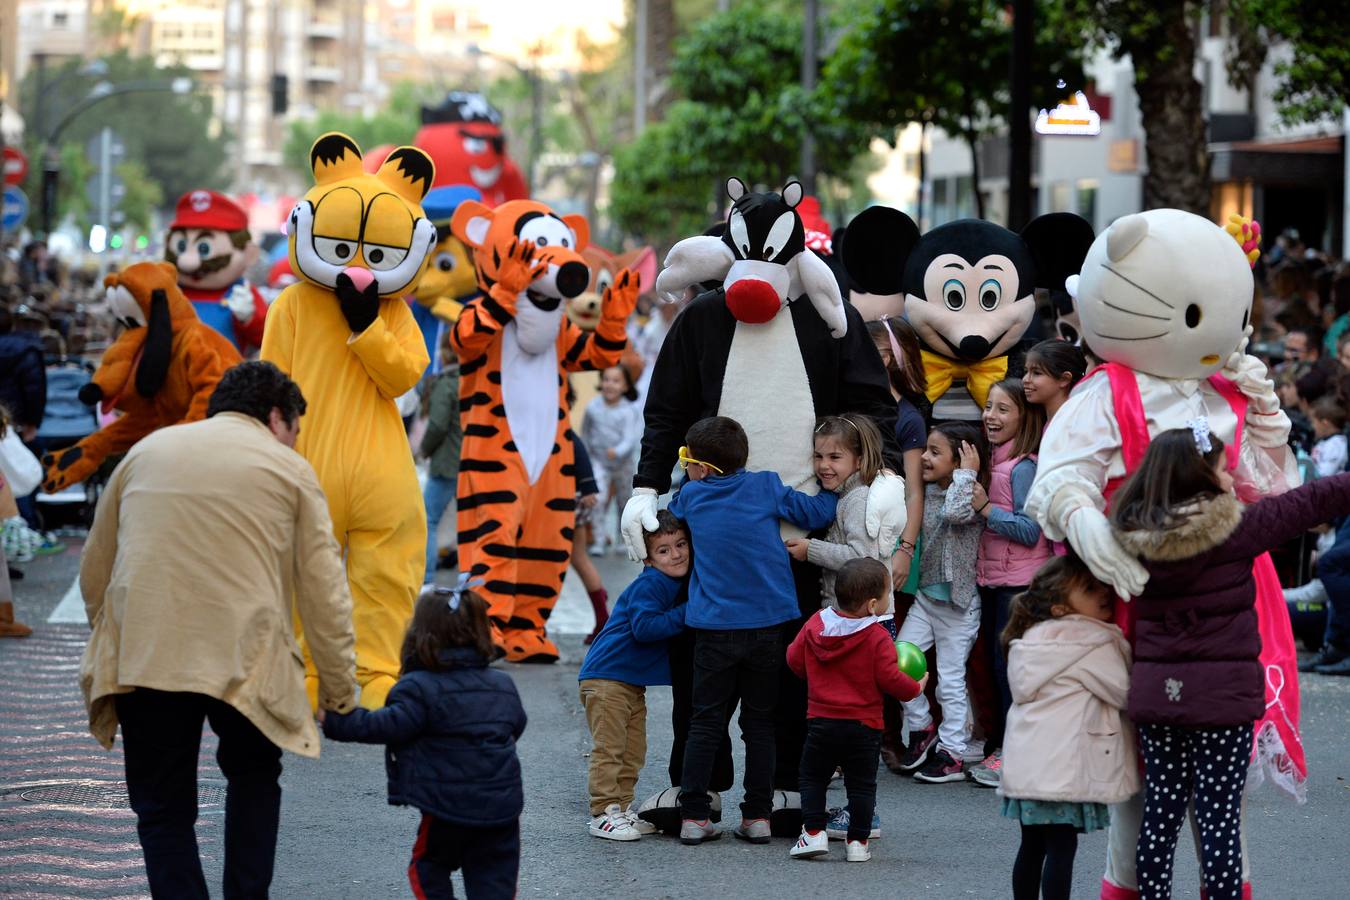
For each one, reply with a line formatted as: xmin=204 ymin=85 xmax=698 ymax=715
xmin=919 ymin=349 xmax=1009 ymax=409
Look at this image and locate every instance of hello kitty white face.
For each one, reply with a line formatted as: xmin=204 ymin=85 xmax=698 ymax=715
xmin=1075 ymin=209 xmax=1252 ymax=381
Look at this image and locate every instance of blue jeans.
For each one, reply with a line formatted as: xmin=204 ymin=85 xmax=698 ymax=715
xmin=424 ymin=475 xmax=457 ymax=583
xmin=1316 ymin=517 xmax=1350 ymax=651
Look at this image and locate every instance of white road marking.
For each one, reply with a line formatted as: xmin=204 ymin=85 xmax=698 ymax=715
xmin=48 ymin=579 xmax=86 ymax=624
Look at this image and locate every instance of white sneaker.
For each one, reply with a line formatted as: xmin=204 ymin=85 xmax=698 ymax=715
xmin=623 ymin=807 xmax=656 ymax=835
xmin=846 ymin=839 xmax=871 ymax=862
xmin=790 ymin=828 xmax=829 ymax=859
xmin=589 ymin=804 xmax=641 ymax=841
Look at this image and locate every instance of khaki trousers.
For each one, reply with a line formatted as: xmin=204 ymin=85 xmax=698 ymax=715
xmin=580 ymin=679 xmax=647 ymax=816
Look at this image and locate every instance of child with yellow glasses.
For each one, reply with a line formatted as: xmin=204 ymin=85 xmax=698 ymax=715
xmin=666 ymin=415 xmax=839 ymax=846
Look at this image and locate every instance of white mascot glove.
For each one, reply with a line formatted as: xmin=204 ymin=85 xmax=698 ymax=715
xmin=864 ymin=472 xmax=907 ymax=555
xmin=1221 ymin=325 xmax=1280 ymax=416
xmin=225 ymin=282 xmax=256 ymax=325
xmin=653 ymin=236 xmax=735 ymax=305
xmin=621 ymin=488 xmax=660 ymax=561
xmin=1065 ymin=506 xmax=1149 ymax=600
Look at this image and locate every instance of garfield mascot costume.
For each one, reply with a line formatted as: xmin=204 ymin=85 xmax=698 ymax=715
xmin=42 ymin=262 xmax=241 ymax=492
xmin=262 ymin=133 xmax=434 ymax=707
xmin=450 ymin=198 xmax=639 ymax=662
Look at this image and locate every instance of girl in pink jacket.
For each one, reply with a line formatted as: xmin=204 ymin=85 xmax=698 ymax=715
xmin=999 ymin=554 xmax=1140 ymax=900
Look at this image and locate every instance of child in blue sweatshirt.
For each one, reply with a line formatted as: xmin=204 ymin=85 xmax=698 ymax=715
xmin=579 ymin=509 xmax=690 ymax=842
xmin=668 ymin=415 xmax=839 ymax=846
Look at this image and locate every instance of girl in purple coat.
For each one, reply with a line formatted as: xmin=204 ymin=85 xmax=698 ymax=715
xmin=1110 ymin=424 xmax=1350 ymax=900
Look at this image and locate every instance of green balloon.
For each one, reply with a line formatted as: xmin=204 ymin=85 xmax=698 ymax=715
xmin=895 ymin=640 xmax=927 ymax=681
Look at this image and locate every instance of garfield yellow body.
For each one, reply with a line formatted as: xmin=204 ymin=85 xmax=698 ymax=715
xmin=262 ymin=133 xmax=434 ymax=708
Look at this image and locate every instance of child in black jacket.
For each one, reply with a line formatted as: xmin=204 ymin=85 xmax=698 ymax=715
xmin=323 ymin=580 xmax=526 ymax=899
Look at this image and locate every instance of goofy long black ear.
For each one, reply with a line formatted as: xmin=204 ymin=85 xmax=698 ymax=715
xmin=135 ymin=289 xmax=173 ymax=398
xmin=841 ymin=206 xmax=919 ymax=295
xmin=1021 ymin=213 xmax=1095 ymax=292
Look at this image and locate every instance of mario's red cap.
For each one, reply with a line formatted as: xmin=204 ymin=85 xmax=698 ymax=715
xmin=170 ymin=189 xmax=248 ymax=232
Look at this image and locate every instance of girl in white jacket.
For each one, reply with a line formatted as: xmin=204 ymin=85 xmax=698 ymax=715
xmin=999 ymin=554 xmax=1140 ymax=900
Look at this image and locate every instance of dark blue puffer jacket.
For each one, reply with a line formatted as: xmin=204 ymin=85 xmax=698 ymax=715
xmin=322 ymin=647 xmax=527 ymax=825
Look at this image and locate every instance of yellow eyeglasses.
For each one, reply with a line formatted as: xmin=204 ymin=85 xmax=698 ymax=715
xmin=677 ymin=446 xmax=724 ymax=475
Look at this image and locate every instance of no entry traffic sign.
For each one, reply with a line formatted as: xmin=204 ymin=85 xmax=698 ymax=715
xmin=2 ymin=185 xmax=29 ymax=233
xmin=2 ymin=147 xmax=28 ymax=186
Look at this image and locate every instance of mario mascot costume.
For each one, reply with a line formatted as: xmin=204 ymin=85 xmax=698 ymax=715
xmin=262 ymin=133 xmax=435 ymax=708
xmin=449 ymin=198 xmax=639 ymax=663
xmin=41 ymin=262 xmax=241 ymax=491
xmin=1025 ymin=211 xmax=1302 ymax=899
xmin=165 ymin=190 xmax=270 ymax=354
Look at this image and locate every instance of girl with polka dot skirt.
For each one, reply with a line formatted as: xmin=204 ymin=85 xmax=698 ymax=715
xmin=998 ymin=555 xmax=1139 ymax=900
xmin=1111 ymin=426 xmax=1350 ymax=900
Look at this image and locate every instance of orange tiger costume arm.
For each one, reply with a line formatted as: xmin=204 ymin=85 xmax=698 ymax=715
xmin=451 ymin=241 xmax=542 ymax=363
xmin=560 ymin=268 xmax=640 ymax=373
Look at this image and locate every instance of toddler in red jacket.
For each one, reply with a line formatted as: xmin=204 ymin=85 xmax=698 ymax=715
xmin=786 ymin=558 xmax=928 ymax=863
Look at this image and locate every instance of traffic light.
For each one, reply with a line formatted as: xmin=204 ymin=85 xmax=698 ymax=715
xmin=271 ymin=74 xmax=288 ymax=116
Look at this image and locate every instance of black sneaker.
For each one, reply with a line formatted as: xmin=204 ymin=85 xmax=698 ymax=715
xmin=1315 ymin=655 xmax=1350 ymax=676
xmin=897 ymin=726 xmax=937 ymax=772
xmin=913 ymin=748 xmax=966 ymax=784
xmin=1299 ymin=645 xmax=1349 ymax=673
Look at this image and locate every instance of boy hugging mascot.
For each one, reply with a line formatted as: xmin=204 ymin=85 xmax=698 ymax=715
xmin=262 ymin=133 xmax=435 ymax=709
xmin=623 ymin=177 xmax=907 ymax=836
xmin=449 ymin=197 xmax=640 ymax=663
xmin=165 ymin=189 xmax=270 ymax=355
xmin=1025 ymin=210 xmax=1302 ymax=900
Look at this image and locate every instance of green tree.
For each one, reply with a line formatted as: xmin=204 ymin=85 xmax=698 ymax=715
xmin=1051 ymin=0 xmax=1350 ymax=214
xmin=18 ymin=51 xmax=228 ymax=230
xmin=115 ymin=161 xmax=165 ymax=232
xmin=823 ymin=0 xmax=1084 ymax=219
xmin=610 ymin=7 xmax=871 ymax=246
xmin=282 ymin=82 xmax=441 ymax=179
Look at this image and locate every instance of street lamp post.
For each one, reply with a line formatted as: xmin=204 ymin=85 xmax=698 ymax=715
xmin=38 ymin=77 xmax=192 ymax=237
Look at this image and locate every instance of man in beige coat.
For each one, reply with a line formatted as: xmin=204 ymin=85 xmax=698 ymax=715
xmin=79 ymin=360 xmax=359 ymax=900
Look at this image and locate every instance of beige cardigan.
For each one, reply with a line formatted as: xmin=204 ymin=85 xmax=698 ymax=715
xmin=80 ymin=413 xmax=358 ymax=758
xmin=999 ymin=614 xmax=1141 ymax=805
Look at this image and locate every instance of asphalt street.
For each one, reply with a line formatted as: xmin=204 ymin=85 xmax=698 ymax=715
xmin=3 ymin=539 xmax=1349 ymax=899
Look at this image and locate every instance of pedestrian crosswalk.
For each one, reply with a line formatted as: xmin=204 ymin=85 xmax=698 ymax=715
xmin=0 ymin=624 xmax=221 ymax=898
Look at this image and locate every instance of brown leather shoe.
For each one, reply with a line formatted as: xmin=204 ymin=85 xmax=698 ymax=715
xmin=0 ymin=601 xmax=32 ymax=638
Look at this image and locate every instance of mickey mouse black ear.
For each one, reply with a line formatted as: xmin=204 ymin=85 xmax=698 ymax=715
xmin=725 ymin=177 xmax=747 ymax=202
xmin=781 ymin=181 xmax=803 ymax=208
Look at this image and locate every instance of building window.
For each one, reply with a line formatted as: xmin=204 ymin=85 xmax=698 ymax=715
xmin=955 ymin=176 xmax=974 ymax=219
xmin=1076 ymin=179 xmax=1099 ymax=226
xmin=933 ymin=178 xmax=949 ymax=225
xmin=52 ymin=11 xmax=69 ymax=27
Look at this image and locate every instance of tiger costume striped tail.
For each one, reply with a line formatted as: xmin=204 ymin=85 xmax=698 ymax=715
xmin=451 ymin=200 xmax=639 ymax=662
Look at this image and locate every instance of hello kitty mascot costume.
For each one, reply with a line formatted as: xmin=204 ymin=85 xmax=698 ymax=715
xmin=1026 ymin=211 xmax=1302 ymax=900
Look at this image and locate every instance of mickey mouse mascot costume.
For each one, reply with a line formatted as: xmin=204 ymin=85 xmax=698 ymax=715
xmin=624 ymin=177 xmax=906 ymax=835
xmin=165 ymin=189 xmax=270 ymax=355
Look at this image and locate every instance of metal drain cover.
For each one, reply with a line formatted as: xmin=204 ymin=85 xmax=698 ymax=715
xmin=18 ymin=781 xmax=226 ymax=808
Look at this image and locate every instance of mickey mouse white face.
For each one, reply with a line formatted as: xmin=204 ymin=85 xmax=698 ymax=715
xmin=1075 ymin=209 xmax=1252 ymax=380
xmin=911 ymin=252 xmax=1031 ymax=361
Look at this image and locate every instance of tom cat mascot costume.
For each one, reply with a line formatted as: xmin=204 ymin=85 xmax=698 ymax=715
xmin=41 ymin=262 xmax=241 ymax=492
xmin=450 ymin=198 xmax=639 ymax=663
xmin=262 ymin=133 xmax=435 ymax=708
xmin=1023 ymin=211 xmax=1301 ymax=899
xmin=842 ymin=208 xmax=1094 ymax=421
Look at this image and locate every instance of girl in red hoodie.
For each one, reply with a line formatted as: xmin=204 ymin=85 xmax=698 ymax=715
xmin=786 ymin=558 xmax=927 ymax=863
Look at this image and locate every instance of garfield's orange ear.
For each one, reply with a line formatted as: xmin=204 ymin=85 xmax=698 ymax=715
xmin=562 ymin=214 xmax=590 ymax=253
xmin=451 ymin=199 xmax=495 ymax=250
xmin=310 ymin=132 xmax=364 ymax=185
xmin=377 ymin=146 xmax=435 ymax=204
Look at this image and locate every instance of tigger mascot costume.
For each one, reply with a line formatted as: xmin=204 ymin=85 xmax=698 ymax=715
xmin=262 ymin=133 xmax=435 ymax=708
xmin=41 ymin=261 xmax=241 ymax=492
xmin=450 ymin=199 xmax=640 ymax=662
